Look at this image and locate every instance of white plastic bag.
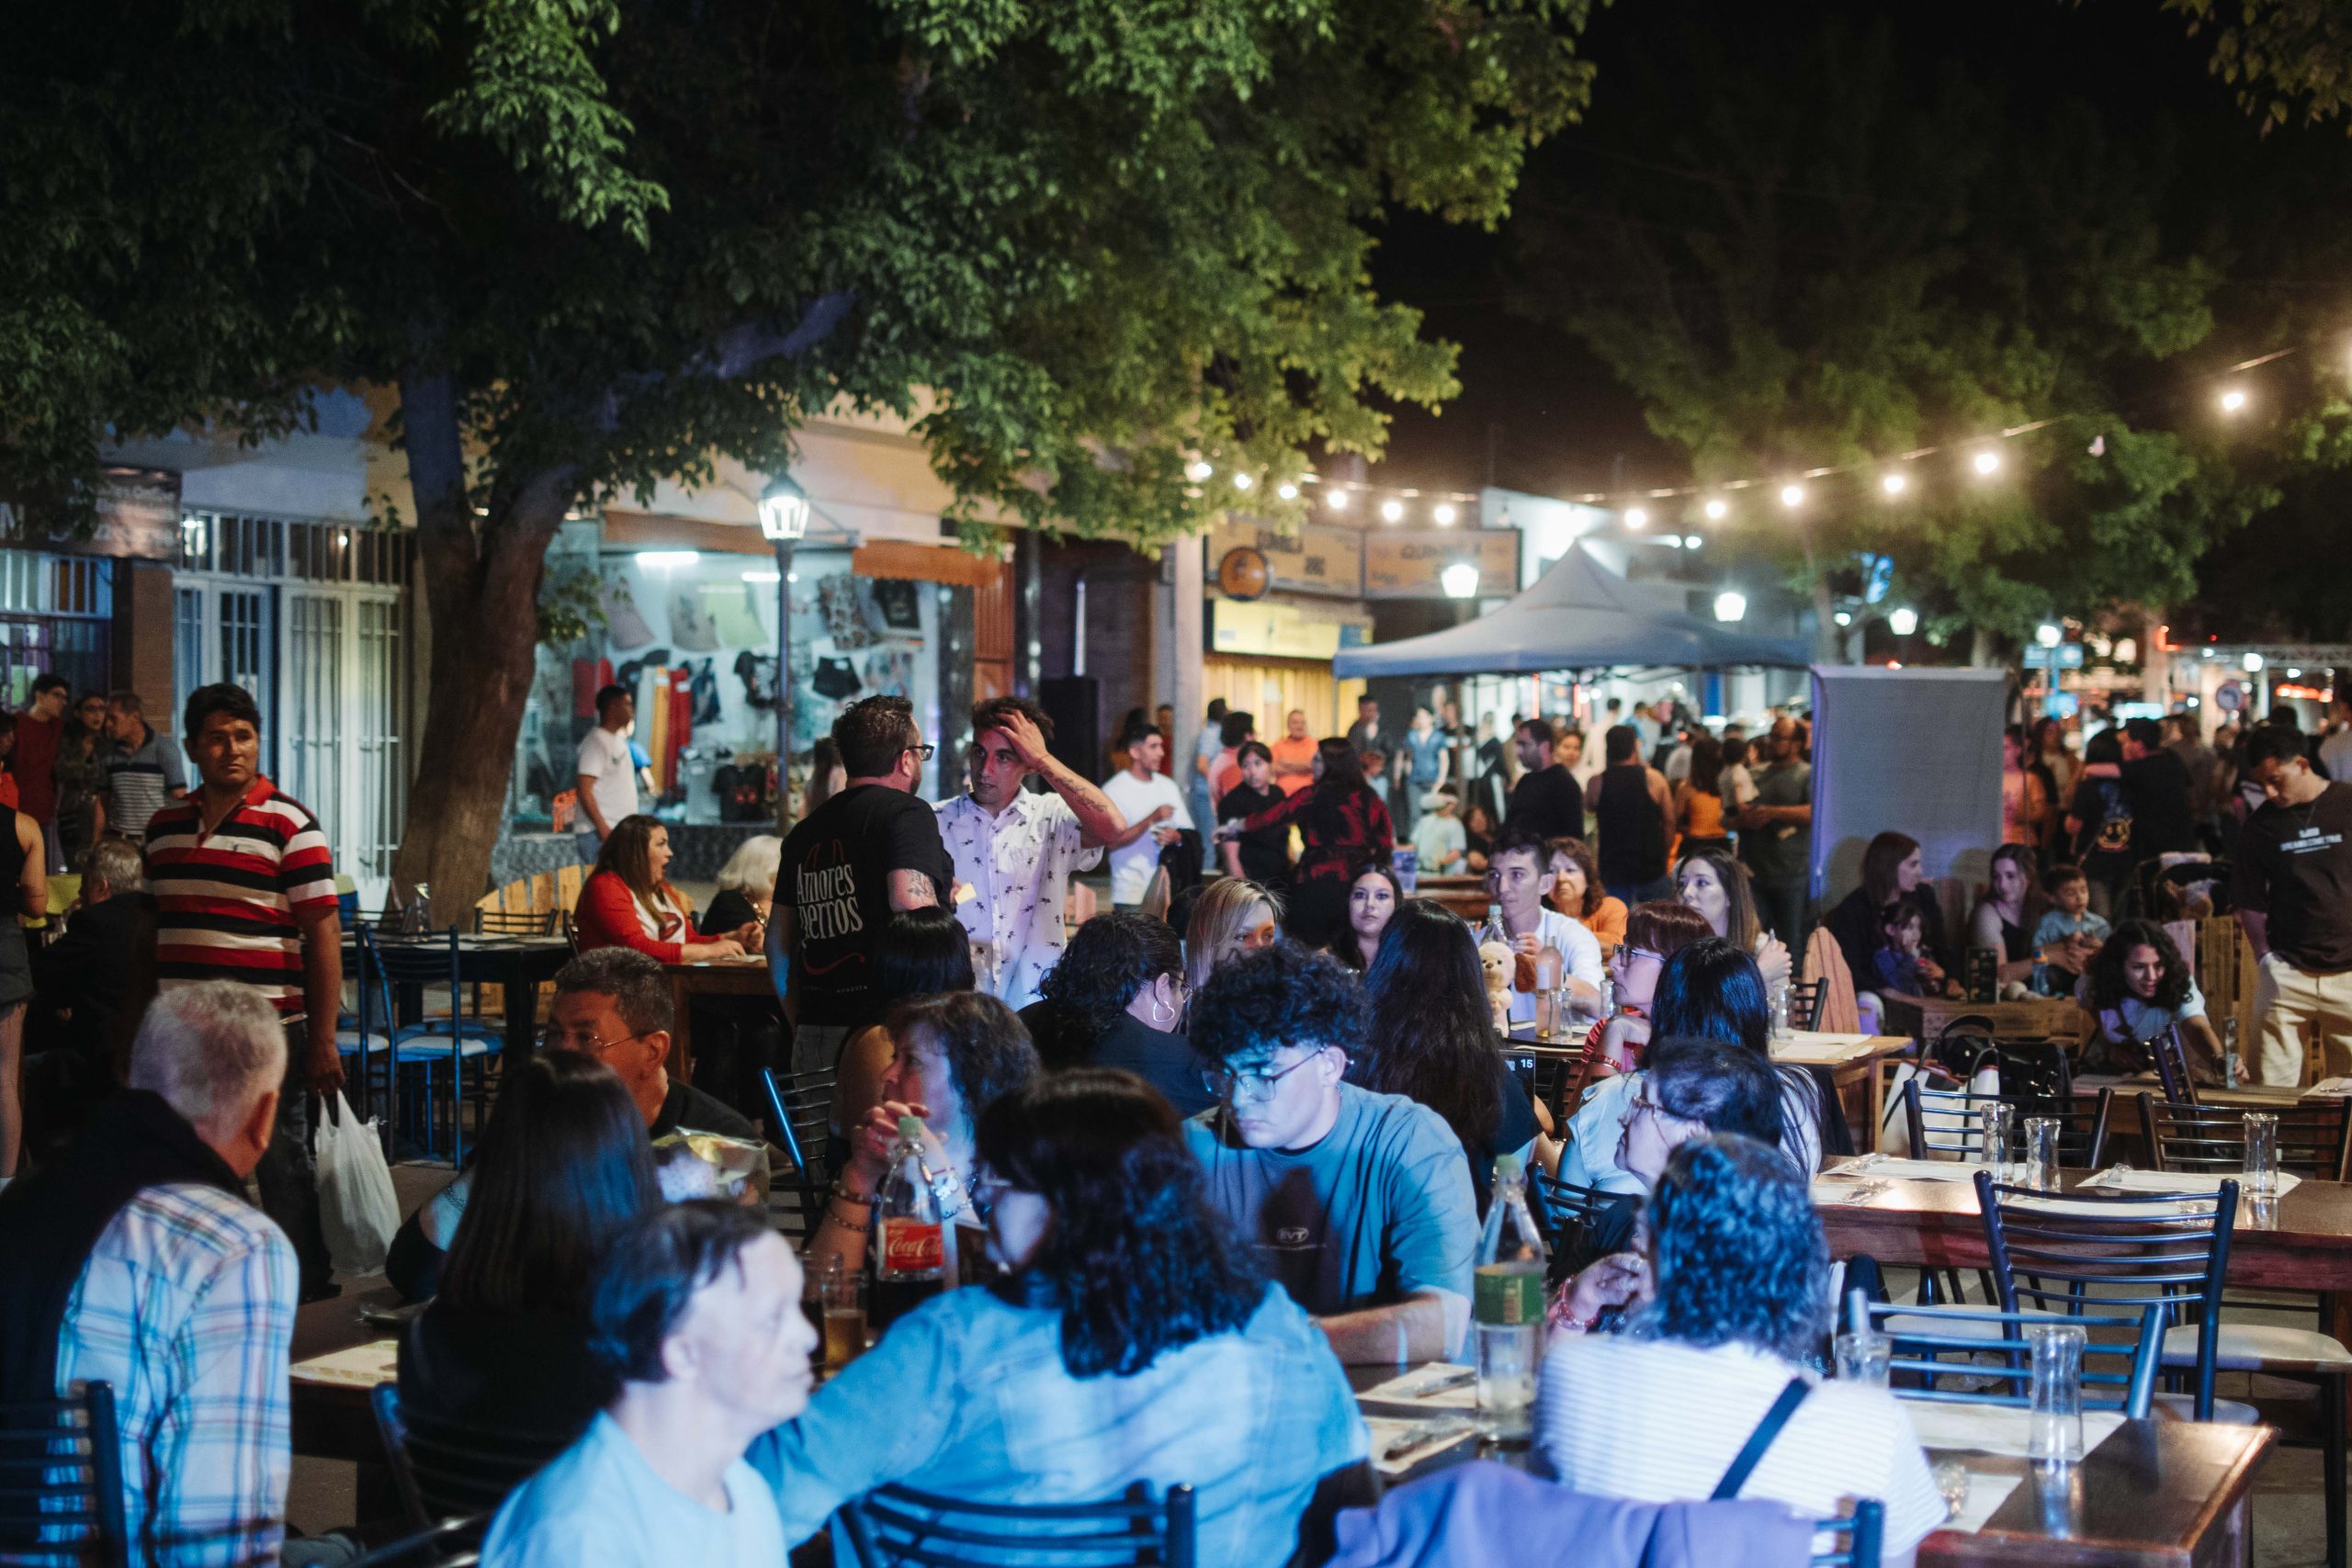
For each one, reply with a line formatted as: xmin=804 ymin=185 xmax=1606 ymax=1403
xmin=315 ymin=1090 xmax=400 ymax=1277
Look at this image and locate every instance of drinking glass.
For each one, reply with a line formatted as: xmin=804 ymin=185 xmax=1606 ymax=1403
xmin=820 ymin=1264 xmax=865 ymax=1370
xmin=2243 ymin=1111 xmax=2280 ymax=1199
xmin=1980 ymin=1102 xmax=2016 ymax=1179
xmin=1834 ymin=1329 xmax=1892 ymax=1388
xmin=2028 ymin=1324 xmax=2086 ymax=1466
xmin=2024 ymin=1116 xmax=2062 ymax=1192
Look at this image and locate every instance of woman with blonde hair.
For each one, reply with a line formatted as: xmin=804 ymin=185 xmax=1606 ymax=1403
xmin=699 ymin=832 xmax=780 ymax=937
xmin=1183 ymin=878 xmax=1282 ymax=994
xmin=572 ymin=814 xmax=754 ymax=963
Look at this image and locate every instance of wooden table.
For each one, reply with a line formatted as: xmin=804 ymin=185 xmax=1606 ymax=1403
xmin=1350 ymin=1362 xmax=2271 ymax=1565
xmin=343 ymin=933 xmax=575 ymax=1086
xmin=662 ymin=955 xmax=775 ymax=1085
xmin=1776 ymin=1032 xmax=1915 ymax=1153
xmin=1414 ymin=874 xmax=1492 ymax=925
xmin=289 ymin=1283 xmax=406 ymax=1528
xmin=1877 ymin=993 xmax=2092 ymax=1047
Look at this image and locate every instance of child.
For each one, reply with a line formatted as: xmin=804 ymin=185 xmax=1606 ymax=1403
xmin=1873 ymin=899 xmax=1954 ymax=998
xmin=1410 ymin=782 xmax=1469 ymax=875
xmin=2031 ymin=864 xmax=2110 ymax=997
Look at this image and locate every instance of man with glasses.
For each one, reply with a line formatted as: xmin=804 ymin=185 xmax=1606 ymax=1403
xmin=1181 ymin=943 xmax=1476 ymax=1364
xmin=775 ymin=695 xmax=956 ymax=1077
xmin=548 ymin=947 xmax=756 ymax=1142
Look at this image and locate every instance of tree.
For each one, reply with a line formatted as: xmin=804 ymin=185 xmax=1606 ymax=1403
xmin=2165 ymin=0 xmax=2352 ymax=132
xmin=4 ymin=0 xmax=1600 ymax=901
xmin=1505 ymin=16 xmax=2270 ymax=662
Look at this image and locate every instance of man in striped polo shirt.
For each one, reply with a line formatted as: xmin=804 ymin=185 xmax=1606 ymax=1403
xmin=147 ymin=682 xmax=345 ymax=1298
xmin=104 ymin=689 xmax=188 ymax=843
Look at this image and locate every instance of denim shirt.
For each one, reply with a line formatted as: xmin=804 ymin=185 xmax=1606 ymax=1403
xmin=751 ymin=1282 xmax=1367 ymax=1562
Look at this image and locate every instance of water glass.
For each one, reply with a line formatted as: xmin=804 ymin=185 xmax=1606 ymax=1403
xmin=2024 ymin=1116 xmax=2063 ymax=1191
xmin=818 ymin=1262 xmax=865 ymax=1370
xmin=1980 ymin=1102 xmax=2016 ymax=1178
xmin=2244 ymin=1111 xmax=2280 ymax=1198
xmin=1834 ymin=1329 xmax=1892 ymax=1388
xmin=2028 ymin=1324 xmax=2086 ymax=1466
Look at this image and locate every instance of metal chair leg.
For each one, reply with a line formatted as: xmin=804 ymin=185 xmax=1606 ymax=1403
xmin=2326 ymin=1369 xmax=2346 ymax=1568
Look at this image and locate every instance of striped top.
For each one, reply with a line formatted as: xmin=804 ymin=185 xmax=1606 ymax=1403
xmin=105 ymin=723 xmax=188 ymax=840
xmin=149 ymin=779 xmax=339 ymax=1016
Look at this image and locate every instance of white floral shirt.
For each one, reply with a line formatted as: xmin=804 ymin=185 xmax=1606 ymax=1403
xmin=936 ymin=789 xmax=1102 ymax=1012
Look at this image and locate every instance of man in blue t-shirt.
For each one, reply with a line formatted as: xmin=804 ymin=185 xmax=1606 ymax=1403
xmin=1182 ymin=944 xmax=1478 ymax=1364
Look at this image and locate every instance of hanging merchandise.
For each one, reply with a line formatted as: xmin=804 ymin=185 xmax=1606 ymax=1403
xmin=669 ymin=588 xmax=720 ymax=652
xmin=616 ymin=649 xmax=672 ymax=697
xmin=665 ymin=667 xmax=695 ymax=795
xmin=862 ymin=646 xmax=915 ymax=698
xmin=690 ymin=659 xmax=721 ymax=727
xmin=703 ymin=580 xmax=770 ymax=648
xmin=571 ymin=657 xmax=616 ymax=719
xmin=812 ymin=656 xmax=863 ymax=701
xmin=602 ymin=574 xmax=658 ymax=650
xmin=820 ymin=573 xmax=879 ymax=649
xmin=871 ymin=579 xmax=922 ymax=631
xmin=734 ymin=649 xmax=777 ymax=709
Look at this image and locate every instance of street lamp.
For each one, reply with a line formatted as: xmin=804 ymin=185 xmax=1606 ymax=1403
xmin=1888 ymin=606 xmax=1919 ymax=637
xmin=2034 ymin=623 xmax=2063 ymax=649
xmin=1713 ymin=590 xmax=1747 ymax=623
xmin=1442 ymin=561 xmax=1482 ymax=600
xmin=759 ymin=473 xmax=811 ymax=824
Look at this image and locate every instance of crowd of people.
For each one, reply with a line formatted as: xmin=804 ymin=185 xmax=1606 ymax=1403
xmin=11 ymin=676 xmax=2352 ymax=1565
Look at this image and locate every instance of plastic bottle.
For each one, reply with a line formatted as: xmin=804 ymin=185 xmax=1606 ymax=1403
xmin=1473 ymin=1152 xmax=1550 ymax=1443
xmin=870 ymin=1114 xmax=944 ymax=1332
xmin=2222 ymin=1014 xmax=2241 ymax=1089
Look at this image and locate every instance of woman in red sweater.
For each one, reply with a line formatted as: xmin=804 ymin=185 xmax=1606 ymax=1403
xmin=573 ymin=815 xmax=757 ymax=964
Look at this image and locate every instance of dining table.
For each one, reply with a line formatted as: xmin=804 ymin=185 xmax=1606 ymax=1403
xmin=341 ymin=930 xmax=576 ymax=1084
xmin=661 ymin=953 xmax=776 ymax=1085
xmin=1876 ymin=992 xmax=2092 ymax=1047
xmin=1350 ymin=1361 xmax=2272 ymax=1565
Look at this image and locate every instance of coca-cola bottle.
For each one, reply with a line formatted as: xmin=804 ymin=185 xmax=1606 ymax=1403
xmin=869 ymin=1114 xmax=945 ymax=1333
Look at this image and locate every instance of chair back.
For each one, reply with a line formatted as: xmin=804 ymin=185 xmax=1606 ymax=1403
xmin=2139 ymin=1095 xmax=2352 ymax=1182
xmin=1788 ymin=976 xmax=1828 ymax=1032
xmin=1813 ymin=1499 xmax=1883 ymax=1568
xmin=842 ymin=1480 xmax=1195 ymax=1568
xmin=1853 ymin=1300 xmax=2165 ymax=1418
xmin=0 ymin=1382 xmax=127 ymax=1568
xmin=761 ymin=1067 xmax=836 ymax=1240
xmin=1529 ymin=1169 xmax=1623 ymax=1267
xmin=350 ymin=1518 xmax=485 ymax=1568
xmin=1903 ymin=1078 xmax=2002 ymax=1161
xmin=370 ymin=1383 xmax=571 ymax=1535
xmin=2149 ymin=1025 xmax=2197 ymax=1106
xmin=1927 ymin=1015 xmax=1996 ymax=1078
xmin=472 ymin=908 xmax=558 ymax=937
xmin=1972 ymin=1168 xmax=2236 ymax=1418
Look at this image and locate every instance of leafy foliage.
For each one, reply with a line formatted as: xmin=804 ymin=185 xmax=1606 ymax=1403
xmin=2163 ymin=0 xmax=2352 ymax=133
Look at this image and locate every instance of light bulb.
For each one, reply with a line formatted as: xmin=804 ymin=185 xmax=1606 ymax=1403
xmin=1834 ymin=611 xmax=1853 ymax=627
xmin=1231 ymin=472 xmax=1254 ymax=491
xmin=1881 ymin=471 xmax=1908 ymax=497
xmin=2220 ymin=387 xmax=2248 ymax=414
xmin=1889 ymin=606 xmax=1919 ymax=637
xmin=1624 ymin=507 xmax=1648 ymax=531
xmin=1703 ymin=499 xmax=1729 ymax=522
xmin=2244 ymin=651 xmax=2266 ymax=673
xmin=1276 ymin=482 xmax=1298 ymax=501
xmin=1780 ymin=483 xmax=1804 ymax=509
xmin=1380 ymin=499 xmax=1405 ymax=523
xmin=1972 ymin=450 xmax=2001 ymax=477
xmin=1713 ymin=591 xmax=1747 ymax=623
xmin=1186 ymin=459 xmax=1214 ymax=482
xmin=1326 ymin=490 xmax=1348 ymax=512
xmin=2035 ymin=623 xmax=2062 ymax=649
xmin=1433 ymin=502 xmax=1459 ymax=526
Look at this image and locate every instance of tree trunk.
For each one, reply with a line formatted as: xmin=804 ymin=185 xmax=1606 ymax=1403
xmin=1806 ymin=540 xmax=1839 ymax=666
xmin=1970 ymin=624 xmax=2000 ymax=669
xmin=388 ymin=367 xmax=578 ymax=912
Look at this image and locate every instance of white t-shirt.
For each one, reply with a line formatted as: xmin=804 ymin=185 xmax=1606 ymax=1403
xmin=575 ymin=726 xmax=638 ymax=834
xmin=1497 ymin=907 xmax=1605 ymax=1024
xmin=483 ymin=1412 xmax=786 ymax=1568
xmin=1102 ymin=768 xmax=1194 ymax=905
xmin=1536 ymin=1336 xmax=1946 ymax=1558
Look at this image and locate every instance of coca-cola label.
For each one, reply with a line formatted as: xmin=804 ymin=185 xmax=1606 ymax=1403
xmin=879 ymin=1217 xmax=944 ymax=1275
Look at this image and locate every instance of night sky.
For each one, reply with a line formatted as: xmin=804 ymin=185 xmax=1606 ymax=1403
xmin=1368 ymin=0 xmax=2284 ymax=504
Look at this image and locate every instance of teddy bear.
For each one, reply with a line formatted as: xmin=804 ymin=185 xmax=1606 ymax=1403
xmin=1477 ymin=940 xmax=1516 ymax=1034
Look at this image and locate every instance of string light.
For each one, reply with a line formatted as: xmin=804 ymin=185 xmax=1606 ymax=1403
xmin=1326 ymin=490 xmax=1349 ymax=512
xmin=1779 ymin=483 xmax=1805 ymax=509
xmin=1432 ymin=502 xmax=1459 ymax=525
xmin=1880 ymin=471 xmax=1908 ymax=497
xmin=1231 ymin=472 xmax=1254 ymax=491
xmin=1379 ymin=499 xmax=1405 ymax=523
xmin=1703 ymin=499 xmax=1729 ymax=522
xmin=1185 ymin=459 xmax=1214 ymax=482
xmin=1276 ymin=481 xmax=1299 ymax=501
xmin=2220 ymin=387 xmax=2248 ymax=414
xmin=1624 ymin=506 xmax=1649 ymax=530
xmin=1972 ymin=449 xmax=2002 ymax=477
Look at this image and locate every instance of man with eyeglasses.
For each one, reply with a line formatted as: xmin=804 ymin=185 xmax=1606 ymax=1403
xmin=775 ymin=695 xmax=956 ymax=1077
xmin=1181 ymin=943 xmax=1476 ymax=1365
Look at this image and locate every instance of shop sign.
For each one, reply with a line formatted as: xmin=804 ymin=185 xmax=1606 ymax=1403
xmin=1206 ymin=518 xmax=1363 ymax=597
xmin=1362 ymin=529 xmax=1517 ymax=599
xmin=0 ymin=468 xmax=181 ymax=560
xmin=1209 ymin=598 xmax=1374 ymax=660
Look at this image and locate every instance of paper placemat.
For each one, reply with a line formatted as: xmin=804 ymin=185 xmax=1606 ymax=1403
xmin=1363 ymin=1416 xmax=1479 ymax=1476
xmin=1903 ymin=1399 xmax=2124 ymax=1460
xmin=1942 ymin=1469 xmax=2025 ymax=1535
xmin=1773 ymin=1032 xmax=1882 ymax=1064
xmin=1356 ymin=1364 xmax=1477 ymax=1410
xmin=2080 ymin=1167 xmax=2301 ymax=1199
xmin=290 ymin=1338 xmax=400 ymax=1389
xmin=1824 ymin=1156 xmax=1984 ymax=1183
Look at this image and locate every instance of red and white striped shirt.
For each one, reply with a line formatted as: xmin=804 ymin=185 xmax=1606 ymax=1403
xmin=149 ymin=778 xmax=339 ymax=1017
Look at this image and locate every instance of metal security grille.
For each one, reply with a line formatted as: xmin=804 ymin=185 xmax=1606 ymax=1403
xmin=0 ymin=553 xmax=115 ymax=704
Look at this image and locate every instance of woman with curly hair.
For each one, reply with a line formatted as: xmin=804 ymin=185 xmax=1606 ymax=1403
xmin=2077 ymin=919 xmax=2224 ymax=1079
xmin=1536 ymin=1134 xmax=1945 ymax=1561
xmin=1359 ymin=899 xmax=1541 ymax=1212
xmin=758 ymin=1069 xmax=1367 ymax=1563
xmin=1332 ymin=859 xmax=1402 ymax=972
xmin=1546 ymin=837 xmax=1628 ymax=949
xmin=1032 ymin=910 xmax=1208 ymax=1114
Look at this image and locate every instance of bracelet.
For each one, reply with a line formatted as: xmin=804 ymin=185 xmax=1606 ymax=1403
xmin=823 ymin=1196 xmax=873 ymax=1234
xmin=829 ymin=1178 xmax=876 ymax=1206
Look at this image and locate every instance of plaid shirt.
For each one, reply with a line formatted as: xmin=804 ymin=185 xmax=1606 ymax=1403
xmin=54 ymin=1182 xmax=296 ymax=1566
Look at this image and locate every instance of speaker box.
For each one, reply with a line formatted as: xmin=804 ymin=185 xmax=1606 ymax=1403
xmin=1039 ymin=676 xmax=1102 ymax=782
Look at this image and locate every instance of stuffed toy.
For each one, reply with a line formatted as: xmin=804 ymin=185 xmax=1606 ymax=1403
xmin=1478 ymin=940 xmax=1515 ymax=1034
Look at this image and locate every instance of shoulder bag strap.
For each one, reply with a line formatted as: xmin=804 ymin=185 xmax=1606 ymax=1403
xmin=1710 ymin=1378 xmax=1812 ymax=1500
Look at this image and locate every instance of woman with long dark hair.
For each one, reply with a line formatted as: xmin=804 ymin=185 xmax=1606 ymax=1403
xmin=1333 ymin=859 xmax=1403 ymax=972
xmin=1359 ymin=899 xmax=1540 ymax=1211
xmin=398 ymin=1051 xmax=660 ymax=1436
xmin=2078 ymin=919 xmax=2224 ymax=1078
xmin=1971 ymin=842 xmax=2049 ymax=991
xmin=1535 ymin=1136 xmax=1945 ymax=1559
xmin=1819 ymin=830 xmax=1947 ymax=985
xmin=1217 ymin=738 xmax=1395 ymax=946
xmin=572 ymin=813 xmax=755 ymax=962
xmin=756 ymin=1070 xmax=1367 ymax=1563
xmin=1674 ymin=844 xmax=1791 ymax=994
xmin=832 ymin=907 xmax=978 ymax=1154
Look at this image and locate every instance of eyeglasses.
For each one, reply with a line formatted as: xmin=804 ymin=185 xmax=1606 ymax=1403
xmin=541 ymin=1026 xmax=650 ymax=1056
xmin=1626 ymin=1090 xmax=1692 ymax=1129
xmin=904 ymin=743 xmax=938 ymax=762
xmin=1613 ymin=945 xmax=1662 ymax=968
xmin=1204 ymin=1051 xmax=1323 ymax=1103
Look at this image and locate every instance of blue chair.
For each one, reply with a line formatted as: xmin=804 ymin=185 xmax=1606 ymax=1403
xmin=349 ymin=1518 xmax=481 ymax=1568
xmin=0 ymin=1381 xmax=127 ymax=1568
xmin=761 ymin=1066 xmax=834 ymax=1244
xmin=842 ymin=1480 xmax=1195 ymax=1568
xmin=1845 ymin=1298 xmax=2165 ymax=1417
xmin=358 ymin=926 xmax=502 ymax=1166
xmin=1814 ymin=1499 xmax=1883 ymax=1568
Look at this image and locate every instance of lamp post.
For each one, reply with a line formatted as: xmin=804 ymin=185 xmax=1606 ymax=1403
xmin=759 ymin=473 xmax=811 ymax=826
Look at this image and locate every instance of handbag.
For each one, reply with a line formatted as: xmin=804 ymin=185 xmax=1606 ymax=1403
xmin=314 ymin=1090 xmax=400 ymax=1277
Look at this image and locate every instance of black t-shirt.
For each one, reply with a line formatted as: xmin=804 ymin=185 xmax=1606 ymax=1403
xmin=2120 ymin=751 xmax=2198 ymax=860
xmin=1089 ymin=1013 xmax=1216 ymax=1120
xmin=1507 ymin=763 xmax=1585 ymax=843
xmin=2234 ymin=783 xmax=2352 ymax=971
xmin=779 ymin=784 xmax=954 ymax=1027
xmin=1218 ymin=781 xmax=1292 ymax=886
xmin=1474 ymin=1054 xmax=1542 ymax=1215
xmin=652 ymin=1077 xmax=759 ymax=1142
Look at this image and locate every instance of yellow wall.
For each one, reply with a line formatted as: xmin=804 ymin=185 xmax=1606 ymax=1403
xmin=1203 ymin=655 xmax=1363 ymax=739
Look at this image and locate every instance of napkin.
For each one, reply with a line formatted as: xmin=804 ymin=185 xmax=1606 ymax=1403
xmin=1902 ymin=1399 xmax=2124 ymax=1460
xmin=2079 ymin=1167 xmax=2301 ymax=1199
xmin=1823 ymin=1156 xmax=1984 ymax=1183
xmin=290 ymin=1338 xmax=401 ymax=1389
xmin=1356 ymin=1364 xmax=1478 ymax=1410
xmin=1363 ymin=1416 xmax=1478 ymax=1476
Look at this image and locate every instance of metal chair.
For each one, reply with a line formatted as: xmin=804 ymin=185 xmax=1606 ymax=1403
xmin=1812 ymin=1500 xmax=1883 ymax=1568
xmin=0 ymin=1382 xmax=127 ymax=1568
xmin=1905 ymin=1079 xmax=2116 ymax=1168
xmin=1787 ymin=976 xmax=1828 ymax=1032
xmin=1530 ymin=1168 xmax=1628 ymax=1271
xmin=1972 ymin=1168 xmax=2236 ymax=1420
xmin=361 ymin=926 xmax=503 ymax=1165
xmin=1848 ymin=1300 xmax=2165 ymax=1417
xmin=2148 ymin=1024 xmax=2198 ymax=1106
xmin=761 ymin=1066 xmax=837 ymax=1241
xmin=472 ymin=908 xmax=559 ymax=937
xmin=370 ymin=1384 xmax=572 ymax=1537
xmin=2140 ymin=1095 xmax=2352 ymax=1182
xmin=350 ymin=1518 xmax=484 ymax=1568
xmin=842 ymin=1480 xmax=1195 ymax=1568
